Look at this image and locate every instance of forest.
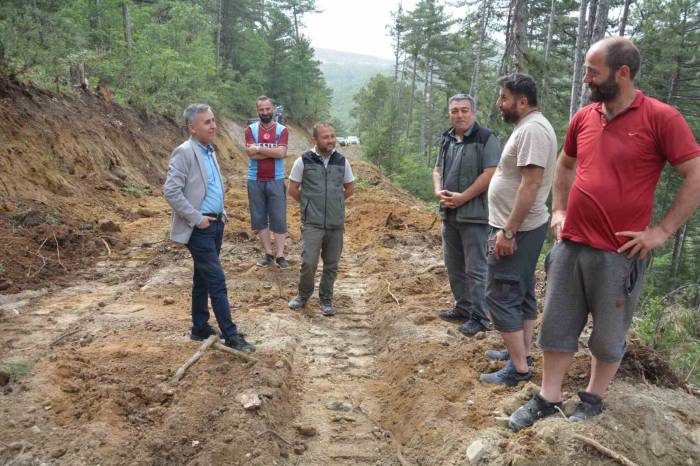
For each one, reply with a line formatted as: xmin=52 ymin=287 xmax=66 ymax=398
xmin=351 ymin=0 xmax=700 ymax=379
xmin=1 ymin=0 xmax=699 ymax=379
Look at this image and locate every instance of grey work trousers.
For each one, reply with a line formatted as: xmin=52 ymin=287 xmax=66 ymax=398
xmin=298 ymin=224 xmax=344 ymax=302
xmin=441 ymin=218 xmax=489 ymax=321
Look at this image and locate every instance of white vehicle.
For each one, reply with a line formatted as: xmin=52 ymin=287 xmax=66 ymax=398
xmin=346 ymin=136 xmax=360 ymax=145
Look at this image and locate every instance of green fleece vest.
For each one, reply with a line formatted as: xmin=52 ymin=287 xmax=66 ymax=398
xmin=300 ymin=150 xmax=346 ymax=229
xmin=438 ymin=123 xmax=493 ymax=223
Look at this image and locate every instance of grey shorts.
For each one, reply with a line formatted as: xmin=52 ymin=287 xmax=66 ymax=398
xmin=247 ymin=179 xmax=287 ymax=233
xmin=486 ymin=222 xmax=548 ymax=332
xmin=537 ymin=240 xmax=650 ymax=363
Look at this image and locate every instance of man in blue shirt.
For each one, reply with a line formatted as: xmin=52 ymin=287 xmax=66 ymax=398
xmin=164 ymin=104 xmax=255 ymax=352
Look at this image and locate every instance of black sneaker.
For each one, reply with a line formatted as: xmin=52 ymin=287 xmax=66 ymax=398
xmin=190 ymin=324 xmax=216 ymax=341
xmin=479 ymin=361 xmax=532 ymax=387
xmin=508 ymin=393 xmax=562 ymax=432
xmin=257 ymin=254 xmax=274 ymax=267
xmin=288 ymin=295 xmax=307 ymax=310
xmin=570 ymin=391 xmax=604 ymax=422
xmin=225 ymin=334 xmax=256 ymax=352
xmin=320 ymin=300 xmax=335 ymax=317
xmin=438 ymin=308 xmax=470 ymax=323
xmin=458 ymin=316 xmax=489 ymax=336
xmin=484 ymin=349 xmax=534 ymax=367
xmin=275 ymin=256 xmax=290 ymax=269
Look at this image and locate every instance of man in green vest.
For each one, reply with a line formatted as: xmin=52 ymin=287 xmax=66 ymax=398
xmin=287 ymin=123 xmax=355 ymax=316
xmin=433 ymin=94 xmax=501 ymax=336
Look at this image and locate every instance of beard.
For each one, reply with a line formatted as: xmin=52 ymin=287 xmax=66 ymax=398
xmin=589 ymin=75 xmax=620 ymax=102
xmin=259 ymin=114 xmax=273 ymax=124
xmin=500 ymin=103 xmax=520 ymax=124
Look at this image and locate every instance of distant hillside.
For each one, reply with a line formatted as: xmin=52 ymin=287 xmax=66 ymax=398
xmin=315 ymin=48 xmax=393 ymax=132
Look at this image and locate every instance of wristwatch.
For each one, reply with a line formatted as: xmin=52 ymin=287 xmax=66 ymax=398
xmin=503 ymin=229 xmax=515 ymax=240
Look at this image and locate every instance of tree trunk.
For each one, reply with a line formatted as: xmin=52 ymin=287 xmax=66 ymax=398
xmin=541 ymin=0 xmax=556 ymax=111
xmin=670 ymin=223 xmax=687 ymax=285
xmin=570 ymin=0 xmax=589 ymax=119
xmin=469 ymin=0 xmax=490 ymax=106
xmin=406 ymin=55 xmax=418 ymax=137
xmin=618 ymin=0 xmax=632 ymax=36
xmin=216 ymin=0 xmax=222 ymax=76
xmin=512 ymin=0 xmax=529 ymax=72
xmin=499 ymin=0 xmax=516 ymax=76
xmin=419 ymin=57 xmax=432 ymax=160
xmin=666 ymin=6 xmax=687 ymax=104
xmin=426 ymin=64 xmax=435 ymax=166
xmin=580 ymin=0 xmax=609 ymax=107
xmin=292 ymin=6 xmax=300 ymax=44
xmin=586 ymin=0 xmax=598 ymax=45
xmin=122 ymin=2 xmax=132 ymax=49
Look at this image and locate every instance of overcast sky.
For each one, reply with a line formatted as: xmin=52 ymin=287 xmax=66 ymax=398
xmin=304 ymin=0 xmax=424 ymax=60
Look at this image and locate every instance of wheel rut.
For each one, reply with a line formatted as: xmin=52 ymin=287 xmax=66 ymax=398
xmin=290 ymin=259 xmax=397 ymax=465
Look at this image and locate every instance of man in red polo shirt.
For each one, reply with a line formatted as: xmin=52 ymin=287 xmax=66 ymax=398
xmin=509 ymin=37 xmax=700 ymax=431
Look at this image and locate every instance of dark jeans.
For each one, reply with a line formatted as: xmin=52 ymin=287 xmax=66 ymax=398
xmin=186 ymin=221 xmax=237 ymax=338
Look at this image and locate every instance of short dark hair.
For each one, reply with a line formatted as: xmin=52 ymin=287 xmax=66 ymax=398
xmin=312 ymin=122 xmax=334 ymax=138
xmin=496 ymin=73 xmax=538 ymax=107
xmin=605 ymin=40 xmax=641 ymax=79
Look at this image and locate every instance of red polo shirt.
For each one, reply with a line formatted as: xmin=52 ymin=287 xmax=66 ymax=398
xmin=562 ymin=90 xmax=700 ymax=251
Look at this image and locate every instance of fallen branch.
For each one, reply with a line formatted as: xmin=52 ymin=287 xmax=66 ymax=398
xmin=52 ymin=232 xmax=67 ymax=271
xmin=417 ymin=263 xmax=445 ymax=275
xmin=99 ymin=237 xmax=112 ymax=256
xmin=554 ymin=405 xmax=571 ymax=422
xmin=385 ymin=212 xmax=394 ymax=227
xmin=172 ymin=335 xmax=218 ymax=383
xmin=385 ymin=279 xmax=400 ymax=305
xmin=572 ymin=434 xmax=639 ymax=466
xmin=213 ymin=342 xmax=260 ymax=365
xmin=685 ymin=383 xmax=700 ymax=397
xmin=419 ymin=215 xmax=438 ymax=232
xmin=257 ymin=429 xmax=293 ymax=446
xmin=48 ymin=329 xmax=80 ymax=348
xmin=395 ymin=441 xmax=412 ymax=466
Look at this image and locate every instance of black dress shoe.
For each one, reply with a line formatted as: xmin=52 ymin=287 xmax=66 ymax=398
xmin=190 ymin=324 xmax=216 ymax=341
xmin=225 ymin=334 xmax=256 ymax=352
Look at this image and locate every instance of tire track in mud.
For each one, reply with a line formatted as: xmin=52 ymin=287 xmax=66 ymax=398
xmin=290 ymin=258 xmax=397 ymax=465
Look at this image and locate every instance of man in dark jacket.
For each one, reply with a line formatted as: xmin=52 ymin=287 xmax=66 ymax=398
xmin=287 ymin=123 xmax=355 ymax=316
xmin=433 ymin=94 xmax=501 ymax=336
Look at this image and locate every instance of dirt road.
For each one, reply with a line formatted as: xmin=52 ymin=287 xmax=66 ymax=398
xmin=1 ymin=78 xmax=699 ymax=465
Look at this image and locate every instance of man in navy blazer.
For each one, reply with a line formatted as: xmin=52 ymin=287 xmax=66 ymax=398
xmin=164 ymin=103 xmax=255 ymax=352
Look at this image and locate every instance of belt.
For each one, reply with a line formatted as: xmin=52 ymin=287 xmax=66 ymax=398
xmin=202 ymin=212 xmax=224 ymax=222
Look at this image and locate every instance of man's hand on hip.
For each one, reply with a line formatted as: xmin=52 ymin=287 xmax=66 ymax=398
xmin=616 ymin=226 xmax=669 ymax=259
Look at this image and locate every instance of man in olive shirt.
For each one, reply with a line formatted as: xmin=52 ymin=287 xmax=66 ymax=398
xmin=433 ymin=94 xmax=501 ymax=336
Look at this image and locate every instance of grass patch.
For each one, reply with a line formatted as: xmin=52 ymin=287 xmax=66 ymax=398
xmin=0 ymin=361 xmax=34 ymax=376
xmin=122 ymin=185 xmax=151 ymax=198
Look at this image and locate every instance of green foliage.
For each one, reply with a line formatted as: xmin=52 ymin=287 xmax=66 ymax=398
xmin=392 ymin=153 xmax=436 ymax=202
xmin=0 ymin=0 xmax=330 ymax=122
xmin=636 ymin=288 xmax=700 ymax=384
